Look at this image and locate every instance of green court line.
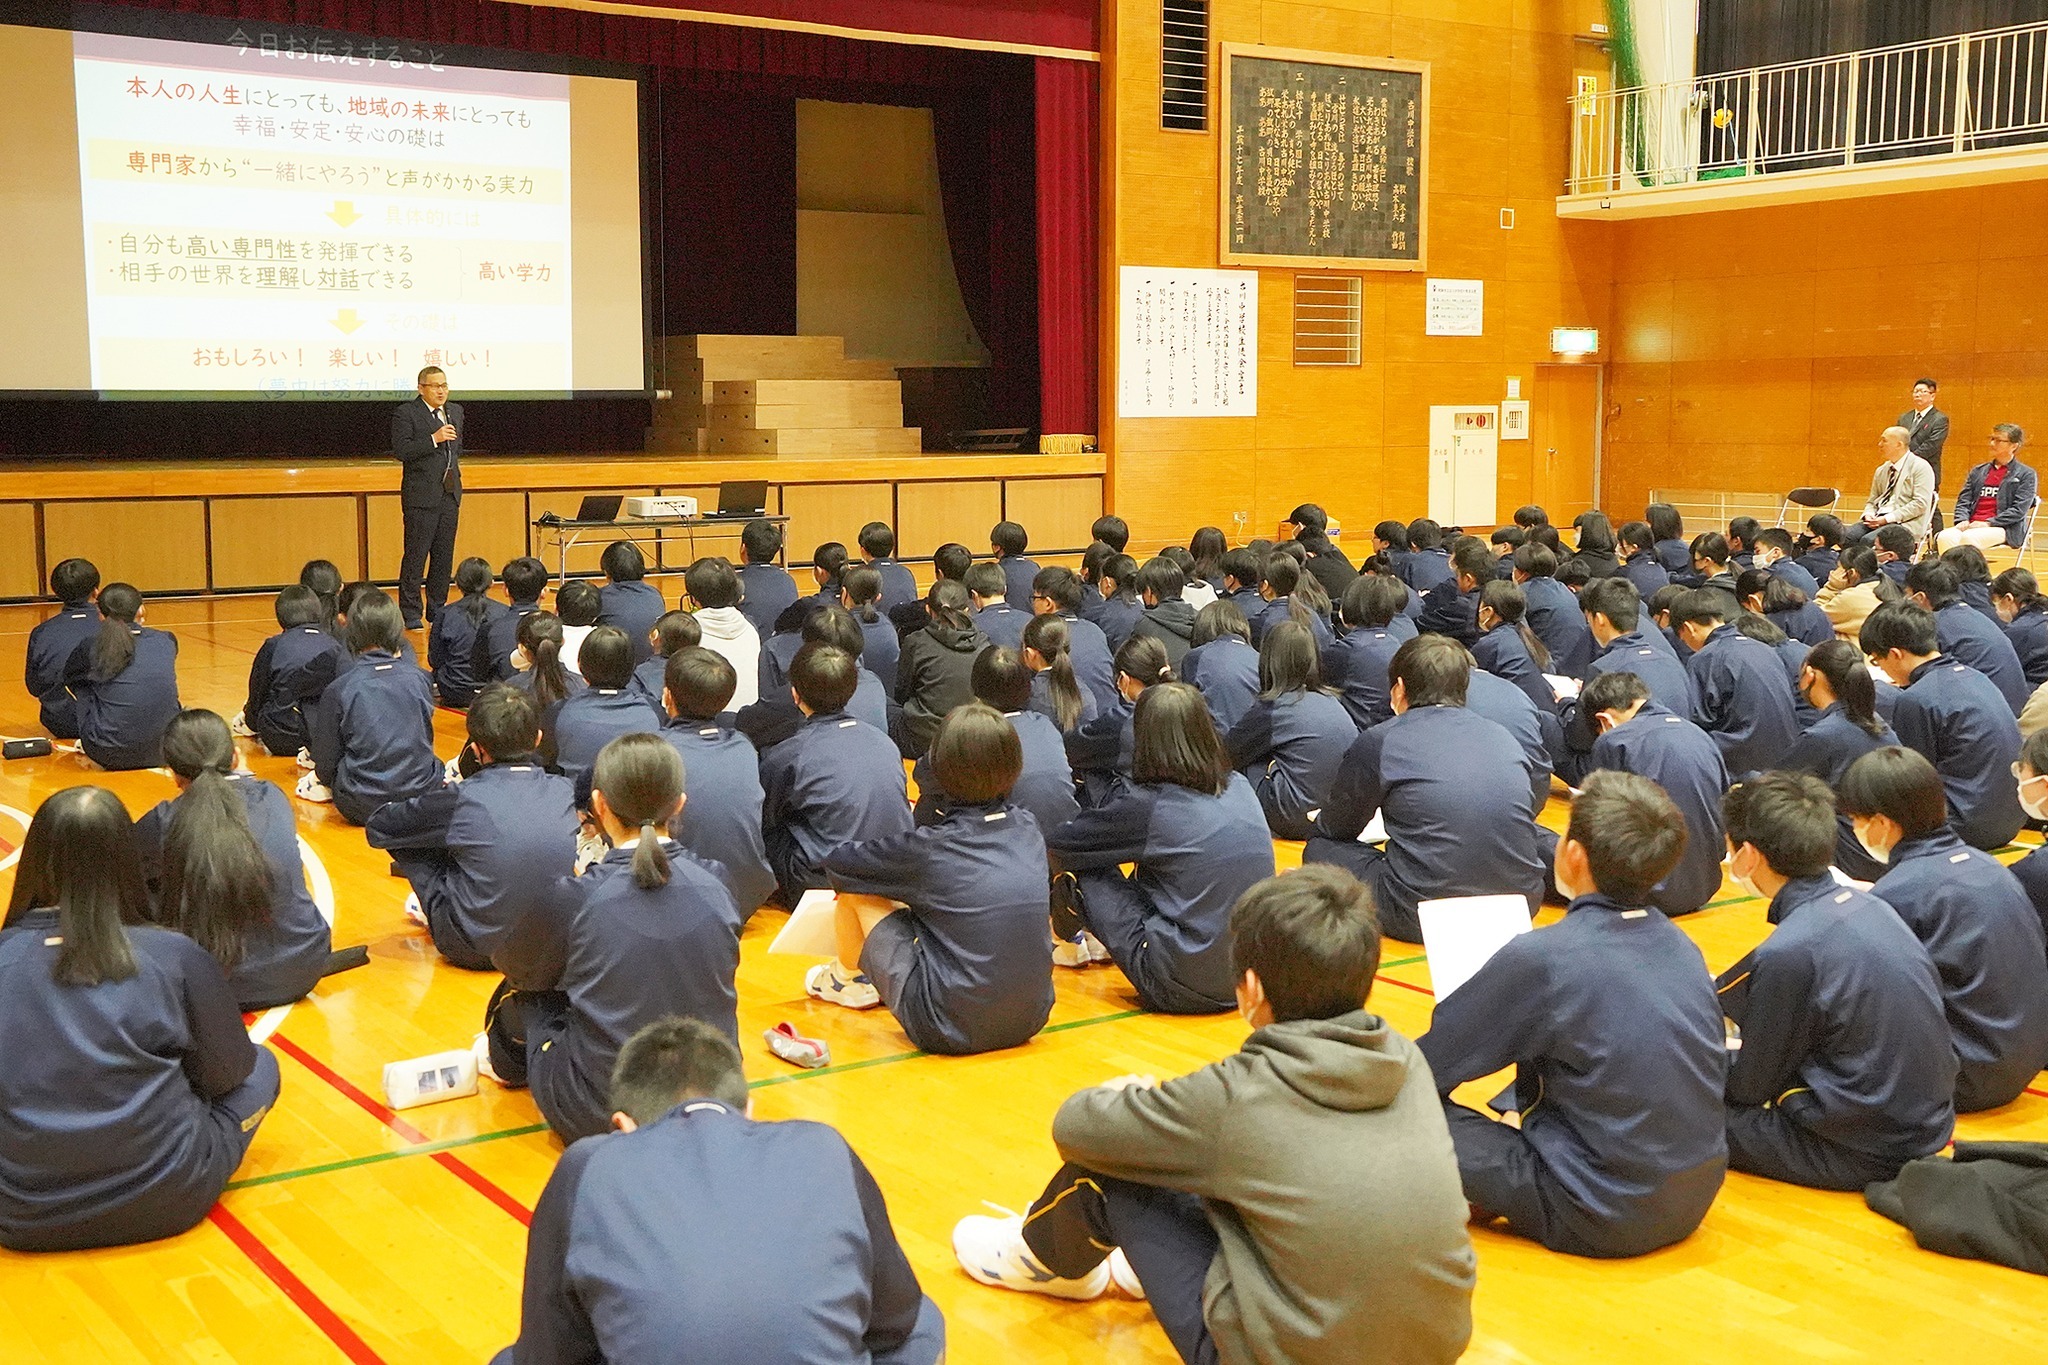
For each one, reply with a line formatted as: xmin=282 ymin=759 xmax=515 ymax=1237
xmin=1702 ymin=893 xmax=1760 ymax=909
xmin=1040 ymin=1007 xmax=1147 ymax=1034
xmin=226 ymin=1123 xmax=550 ymax=1190
xmin=1380 ymin=954 xmax=1427 ymax=969
xmin=751 ymin=1006 xmax=1155 ymax=1091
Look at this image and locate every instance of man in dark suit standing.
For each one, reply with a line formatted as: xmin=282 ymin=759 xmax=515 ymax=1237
xmin=1901 ymin=377 xmax=1950 ymax=498
xmin=391 ymin=365 xmax=463 ymax=630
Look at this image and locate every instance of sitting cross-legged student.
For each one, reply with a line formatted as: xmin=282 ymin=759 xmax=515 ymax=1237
xmin=26 ymin=557 xmax=101 ymax=738
xmin=1688 ymin=532 xmax=1739 ymax=598
xmin=760 ymin=644 xmax=913 ymax=904
xmin=137 ymin=710 xmax=335 ymax=1010
xmin=1750 ymin=526 xmax=1820 ymax=597
xmin=1717 ymin=772 xmax=1958 ymax=1191
xmin=1215 ymin=546 xmax=1267 ymax=623
xmin=485 ymin=735 xmax=745 ymax=1144
xmin=1942 ymin=543 xmax=2004 ymax=627
xmin=1472 ymin=580 xmax=1560 ymax=716
xmin=0 ymin=787 xmax=280 ymax=1252
xmin=505 ymin=610 xmax=587 ymax=737
xmin=890 ymin=579 xmax=989 ymax=759
xmin=1094 ymin=555 xmax=1146 ymax=653
xmin=953 ymin=865 xmax=1475 ymax=1364
xmin=1905 ymin=559 xmax=2031 ymax=714
xmin=1861 ymin=601 xmax=2027 ymax=850
xmin=839 ymin=565 xmax=902 ymax=693
xmin=492 ymin=1017 xmax=944 ymax=1365
xmin=1044 ymin=682 xmax=1274 ymax=1011
xmin=1511 ymin=543 xmax=1595 ymax=675
xmin=594 ymin=541 xmax=667 ymax=667
xmin=1326 ymin=573 xmax=1411 ymax=730
xmin=430 ymin=557 xmax=511 ymax=708
xmin=1872 ymin=523 xmax=1918 ymax=585
xmin=1553 ymin=577 xmax=1694 ymax=785
xmin=1304 ymin=635 xmax=1553 ymax=943
xmin=476 ymin=556 xmax=549 ymax=683
xmin=682 ymin=556 xmax=761 ymax=711
xmin=1838 ymin=746 xmax=2048 ymax=1113
xmin=1066 ymin=635 xmax=1174 ymax=809
xmin=738 ymin=605 xmax=890 ymax=750
xmin=1991 ymin=566 xmax=2048 ymax=688
xmin=1737 ymin=568 xmax=1834 ymax=649
xmin=1815 ymin=543 xmax=1897 ymax=641
xmin=553 ymin=579 xmax=602 ymax=677
xmin=1781 ymin=639 xmax=1900 ymax=881
xmin=1402 ymin=518 xmax=1457 ymax=596
xmin=991 ymin=519 xmax=1041 ymax=612
xmin=242 ymin=584 xmax=348 ymax=760
xmin=1179 ymin=599 xmax=1261 ymax=734
xmin=1226 ymin=621 xmax=1359 ymax=840
xmin=1128 ymin=557 xmax=1198 ymax=668
xmin=1794 ymin=514 xmax=1844 ymax=584
xmin=1251 ymin=552 xmax=1336 ymax=650
xmin=913 ymin=646 xmax=1078 ymax=838
xmin=1420 ymin=771 xmax=1728 ymax=1258
xmin=62 ymin=582 xmax=181 ymax=772
xmin=2010 ymin=728 xmax=2048 ymax=940
xmin=630 ymin=609 xmax=701 ymax=705
xmin=367 ymin=686 xmax=580 ymax=971
xmin=1031 ymin=566 xmax=1121 ymax=713
xmin=1615 ymin=522 xmax=1672 ymax=598
xmin=857 ymin=521 xmax=920 ymax=615
xmin=811 ymin=704 xmax=1056 ymax=1053
xmin=1467 ymin=666 xmax=1560 ymax=812
xmin=306 ymin=589 xmax=443 ymax=825
xmin=1669 ymin=587 xmax=1801 ymax=778
xmin=1576 ymin=672 xmax=1729 ymax=917
xmin=735 ymin=518 xmax=800 ymax=640
xmin=965 ymin=560 xmax=1029 ymax=650
xmin=1647 ymin=503 xmax=1696 ymax=585
xmin=545 ymin=626 xmax=665 ymax=800
xmin=655 ymin=647 xmax=777 ymax=918
xmin=1415 ymin=539 xmax=1494 ymax=647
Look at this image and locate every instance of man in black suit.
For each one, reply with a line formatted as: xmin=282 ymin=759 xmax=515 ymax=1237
xmin=391 ymin=365 xmax=463 ymax=630
xmin=1901 ymin=376 xmax=1950 ymax=497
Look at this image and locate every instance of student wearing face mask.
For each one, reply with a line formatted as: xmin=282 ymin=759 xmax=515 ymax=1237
xmin=2002 ymin=727 xmax=2048 ymax=947
xmin=1780 ymin=641 xmax=1900 ymax=882
xmin=1838 ymin=747 xmax=2048 ymax=1112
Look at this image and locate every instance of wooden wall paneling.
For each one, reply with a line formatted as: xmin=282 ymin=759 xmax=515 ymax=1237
xmin=365 ymin=492 xmax=533 ymax=585
xmin=1251 ymin=447 xmax=1382 ymax=542
xmin=779 ymin=482 xmax=893 ymax=565
xmin=896 ymin=480 xmax=1002 ymax=558
xmin=208 ymin=496 xmax=361 ymax=590
xmin=43 ymin=500 xmax=208 ymax=594
xmin=1002 ymin=476 xmax=1103 ymax=552
xmin=0 ymin=505 xmax=41 ymax=598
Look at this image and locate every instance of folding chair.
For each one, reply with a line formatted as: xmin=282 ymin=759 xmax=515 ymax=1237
xmin=2021 ymin=498 xmax=2045 ymax=571
xmin=1776 ymin=486 xmax=1840 ymax=529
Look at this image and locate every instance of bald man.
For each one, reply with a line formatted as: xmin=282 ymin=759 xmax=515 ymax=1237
xmin=1841 ymin=426 xmax=1935 ymax=548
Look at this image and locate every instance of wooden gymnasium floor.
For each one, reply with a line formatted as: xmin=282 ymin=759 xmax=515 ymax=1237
xmin=0 ymin=588 xmax=2045 ymax=1364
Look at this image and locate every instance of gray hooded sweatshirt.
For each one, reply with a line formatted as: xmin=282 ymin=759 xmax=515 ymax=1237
xmin=1051 ymin=1010 xmax=1475 ymax=1365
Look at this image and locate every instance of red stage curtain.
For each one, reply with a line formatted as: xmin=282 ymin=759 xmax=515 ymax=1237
xmin=1034 ymin=56 xmax=1098 ymax=436
xmin=576 ymin=0 xmax=1096 ymax=56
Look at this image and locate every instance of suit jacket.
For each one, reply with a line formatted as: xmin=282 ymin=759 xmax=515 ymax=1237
xmin=1900 ymin=406 xmax=1949 ymax=476
xmin=1953 ymin=459 xmax=2038 ymax=548
xmin=1861 ymin=453 xmax=1935 ymax=539
xmin=391 ymin=396 xmax=463 ymax=509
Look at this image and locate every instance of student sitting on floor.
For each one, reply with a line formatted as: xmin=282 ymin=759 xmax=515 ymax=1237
xmin=1512 ymin=543 xmax=1595 ymax=675
xmin=485 ymin=734 xmax=745 ymax=1143
xmin=301 ymin=559 xmax=343 ymax=636
xmin=738 ymin=605 xmax=890 ymax=750
xmin=1251 ymin=552 xmax=1336 ymax=649
xmin=553 ymin=580 xmax=602 ymax=677
xmin=241 ymin=584 xmax=348 ymax=760
xmin=735 ymin=518 xmax=800 ymax=639
xmin=674 ymin=556 xmax=757 ymax=713
xmin=1020 ymin=611 xmax=1098 ymax=734
xmin=857 ymin=521 xmax=920 ymax=615
xmin=1991 ymin=566 xmax=2048 ymax=688
xmin=1179 ymin=599 xmax=1261 ymax=734
xmin=991 ymin=519 xmax=1040 ymax=613
xmin=759 ymin=644 xmax=913 ymax=905
xmin=1861 ymin=601 xmax=2027 ymax=851
xmin=890 ymin=579 xmax=989 ymax=759
xmin=1838 ymin=746 xmax=2048 ymax=1113
xmin=839 ymin=565 xmax=902 ymax=692
xmin=26 ymin=556 xmax=100 ymax=739
xmin=61 ymin=583 xmax=181 ymax=772
xmin=505 ymin=610 xmax=586 ymax=731
xmin=1402 ymin=518 xmax=1457 ymax=595
xmin=1226 ymin=621 xmax=1358 ymax=840
xmin=1669 ymin=587 xmax=1802 ymax=778
xmin=306 ymin=590 xmax=443 ymax=825
xmin=493 ymin=1017 xmax=944 ymax=1365
xmin=630 ymin=609 xmax=700 ymax=705
xmin=1472 ymin=580 xmax=1558 ymax=716
xmin=545 ymin=626 xmax=665 ymax=797
xmin=1615 ymin=521 xmax=1672 ymax=598
xmin=1872 ymin=523 xmax=1918 ymax=584
xmin=1415 ymin=539 xmax=1494 ymax=647
xmin=1031 ymin=566 xmax=1121 ymax=712
xmin=1554 ymin=576 xmax=1693 ymax=785
xmin=1044 ymin=682 xmax=1275 ymax=1010
xmin=1326 ymin=573 xmax=1411 ymax=730
xmin=1646 ymin=502 xmax=1694 ymax=584
xmin=896 ymin=543 xmax=975 ymax=647
xmin=137 ymin=710 xmax=334 ymax=1010
xmin=1737 ymin=568 xmax=1834 ymax=649
xmin=1093 ymin=555 xmax=1144 ymax=653
xmin=430 ymin=557 xmax=510 ymax=709
xmin=1304 ymin=635 xmax=1553 ymax=942
xmin=367 ymin=686 xmax=579 ymax=972
xmin=1717 ymin=772 xmax=1957 ymax=1190
xmin=1752 ymin=526 xmax=1820 ymax=597
xmin=965 ymin=560 xmax=1028 ymax=650
xmin=592 ymin=542 xmax=665 ymax=667
xmin=1794 ymin=514 xmax=1844 ymax=584
xmin=477 ymin=556 xmax=549 ymax=683
xmin=1125 ymin=557 xmax=1196 ymax=669
xmin=2010 ymin=728 xmax=2048 ymax=940
xmin=913 ymin=647 xmax=1078 ymax=838
xmin=1076 ymin=541 xmax=1116 ymax=624
xmin=1815 ymin=543 xmax=1897 ymax=640
xmin=953 ymin=865 xmax=1475 ymax=1364
xmin=1942 ymin=543 xmax=2004 ymax=626
xmin=655 ymin=647 xmax=776 ymax=918
xmin=1577 ymin=672 xmax=1728 ymax=917
xmin=0 ymin=786 xmax=280 ymax=1252
xmin=812 ymin=703 xmax=1056 ymax=1052
xmin=1066 ymin=635 xmax=1174 ymax=808
xmin=1906 ymin=559 xmax=2031 ymax=713
xmin=1689 ymin=533 xmax=1739 ymax=597
xmin=1215 ymin=546 xmax=1266 ymax=622
xmin=1420 ymin=771 xmax=1727 ymax=1257
xmin=1781 ymin=639 xmax=1900 ymax=881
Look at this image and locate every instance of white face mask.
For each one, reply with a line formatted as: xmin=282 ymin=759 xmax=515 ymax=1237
xmin=2020 ymin=774 xmax=2048 ymax=822
xmin=1728 ymin=846 xmax=1764 ymax=901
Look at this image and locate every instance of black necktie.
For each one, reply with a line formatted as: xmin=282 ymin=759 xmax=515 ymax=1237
xmin=435 ymin=407 xmax=456 ymax=493
xmin=1881 ymin=463 xmax=1899 ymax=506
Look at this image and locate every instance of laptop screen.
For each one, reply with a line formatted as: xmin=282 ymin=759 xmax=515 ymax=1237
xmin=716 ymin=481 xmax=768 ymax=517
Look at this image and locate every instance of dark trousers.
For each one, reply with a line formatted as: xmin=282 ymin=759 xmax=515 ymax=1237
xmin=0 ymin=1047 xmax=280 ymax=1253
xmin=484 ymin=985 xmax=570 ymax=1088
xmin=1251 ymin=769 xmax=1319 ymax=841
xmin=398 ymin=496 xmax=461 ymax=625
xmin=1021 ymin=1164 xmax=1220 ymax=1365
xmin=1725 ymin=1103 xmax=1911 ymax=1191
xmin=1053 ymin=870 xmax=1233 ymax=1015
xmin=392 ymin=848 xmax=493 ymax=971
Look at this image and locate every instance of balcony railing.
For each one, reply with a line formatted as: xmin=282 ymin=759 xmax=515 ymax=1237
xmin=1568 ymin=20 xmax=2048 ymax=196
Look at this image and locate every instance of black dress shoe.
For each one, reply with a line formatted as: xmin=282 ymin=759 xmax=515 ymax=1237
xmin=403 ymin=618 xmax=424 ymax=631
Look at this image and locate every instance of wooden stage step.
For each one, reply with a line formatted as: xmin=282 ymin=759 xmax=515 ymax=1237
xmin=648 ymin=334 xmax=918 ymax=456
xmin=704 ymin=425 xmax=924 ymax=455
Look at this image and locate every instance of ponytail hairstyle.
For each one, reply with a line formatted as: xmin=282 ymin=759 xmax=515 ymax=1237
xmin=456 ymin=556 xmax=494 ymax=630
xmin=592 ymin=733 xmax=685 ymax=890
xmin=1803 ymin=638 xmax=1885 ymax=737
xmin=343 ymin=589 xmax=405 ymax=657
xmin=1257 ymin=620 xmax=1330 ymax=700
xmin=1736 ymin=567 xmax=1808 ymax=615
xmin=1261 ymin=553 xmax=1328 ymax=633
xmin=1102 ymin=555 xmax=1140 ymax=605
xmin=1021 ymin=611 xmax=1085 ymax=731
xmin=841 ymin=565 xmax=883 ymax=624
xmin=924 ymin=578 xmax=976 ymax=633
xmin=299 ymin=559 xmax=343 ymax=633
xmin=273 ymin=584 xmax=324 ymax=630
xmin=90 ymin=582 xmax=144 ymax=681
xmin=517 ymin=610 xmax=573 ymax=711
xmin=1291 ymin=562 xmax=1333 ymax=625
xmin=158 ymin=709 xmax=274 ymax=971
xmin=1478 ymin=579 xmax=1552 ymax=672
xmin=1114 ymin=634 xmax=1175 ymax=696
xmin=4 ymin=786 xmax=148 ymax=987
xmin=1992 ymin=566 xmax=2048 ymax=617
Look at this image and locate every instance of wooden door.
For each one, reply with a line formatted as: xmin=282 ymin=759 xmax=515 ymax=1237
xmin=1533 ymin=364 xmax=1602 ymax=519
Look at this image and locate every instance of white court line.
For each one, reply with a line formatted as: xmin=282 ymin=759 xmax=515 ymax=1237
xmin=0 ymin=803 xmax=30 ymax=872
xmin=247 ymin=1004 xmax=293 ymax=1043
xmin=297 ymin=835 xmax=336 ymax=927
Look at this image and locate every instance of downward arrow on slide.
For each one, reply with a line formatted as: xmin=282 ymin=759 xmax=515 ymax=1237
xmin=330 ymin=309 xmax=364 ymax=334
xmin=327 ymin=200 xmax=361 ymax=227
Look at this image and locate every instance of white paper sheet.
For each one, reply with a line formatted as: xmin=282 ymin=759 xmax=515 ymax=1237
xmin=767 ymin=889 xmax=842 ymax=957
xmin=1545 ymin=673 xmax=1583 ymax=702
xmin=1418 ymin=895 xmax=1534 ymax=1000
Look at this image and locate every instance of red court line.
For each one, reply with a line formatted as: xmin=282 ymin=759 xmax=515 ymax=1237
xmin=209 ymin=1204 xmax=389 ymax=1365
xmin=269 ymin=1032 xmax=533 ymax=1224
xmin=1375 ymin=973 xmax=1436 ymax=999
xmin=2027 ymin=1086 xmax=2048 ymax=1100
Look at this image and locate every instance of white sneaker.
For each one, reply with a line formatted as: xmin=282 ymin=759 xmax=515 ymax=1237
xmin=296 ymin=747 xmax=316 ymax=771
xmin=1108 ymin=1248 xmax=1145 ymax=1299
xmin=953 ymin=1214 xmax=1108 ymax=1301
xmin=472 ymin=1031 xmax=504 ymax=1085
xmin=294 ymin=772 xmax=333 ymax=804
xmin=230 ymin=710 xmax=255 ymax=738
xmin=805 ymin=961 xmax=882 ymax=1010
xmin=1051 ymin=932 xmax=1112 ymax=968
xmin=402 ymin=892 xmax=427 ymax=928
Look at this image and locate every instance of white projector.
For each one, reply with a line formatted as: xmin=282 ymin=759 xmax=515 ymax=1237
xmin=625 ymin=495 xmax=698 ymax=518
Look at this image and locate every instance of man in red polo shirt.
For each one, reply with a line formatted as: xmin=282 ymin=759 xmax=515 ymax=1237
xmin=1938 ymin=423 xmax=2037 ymax=555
